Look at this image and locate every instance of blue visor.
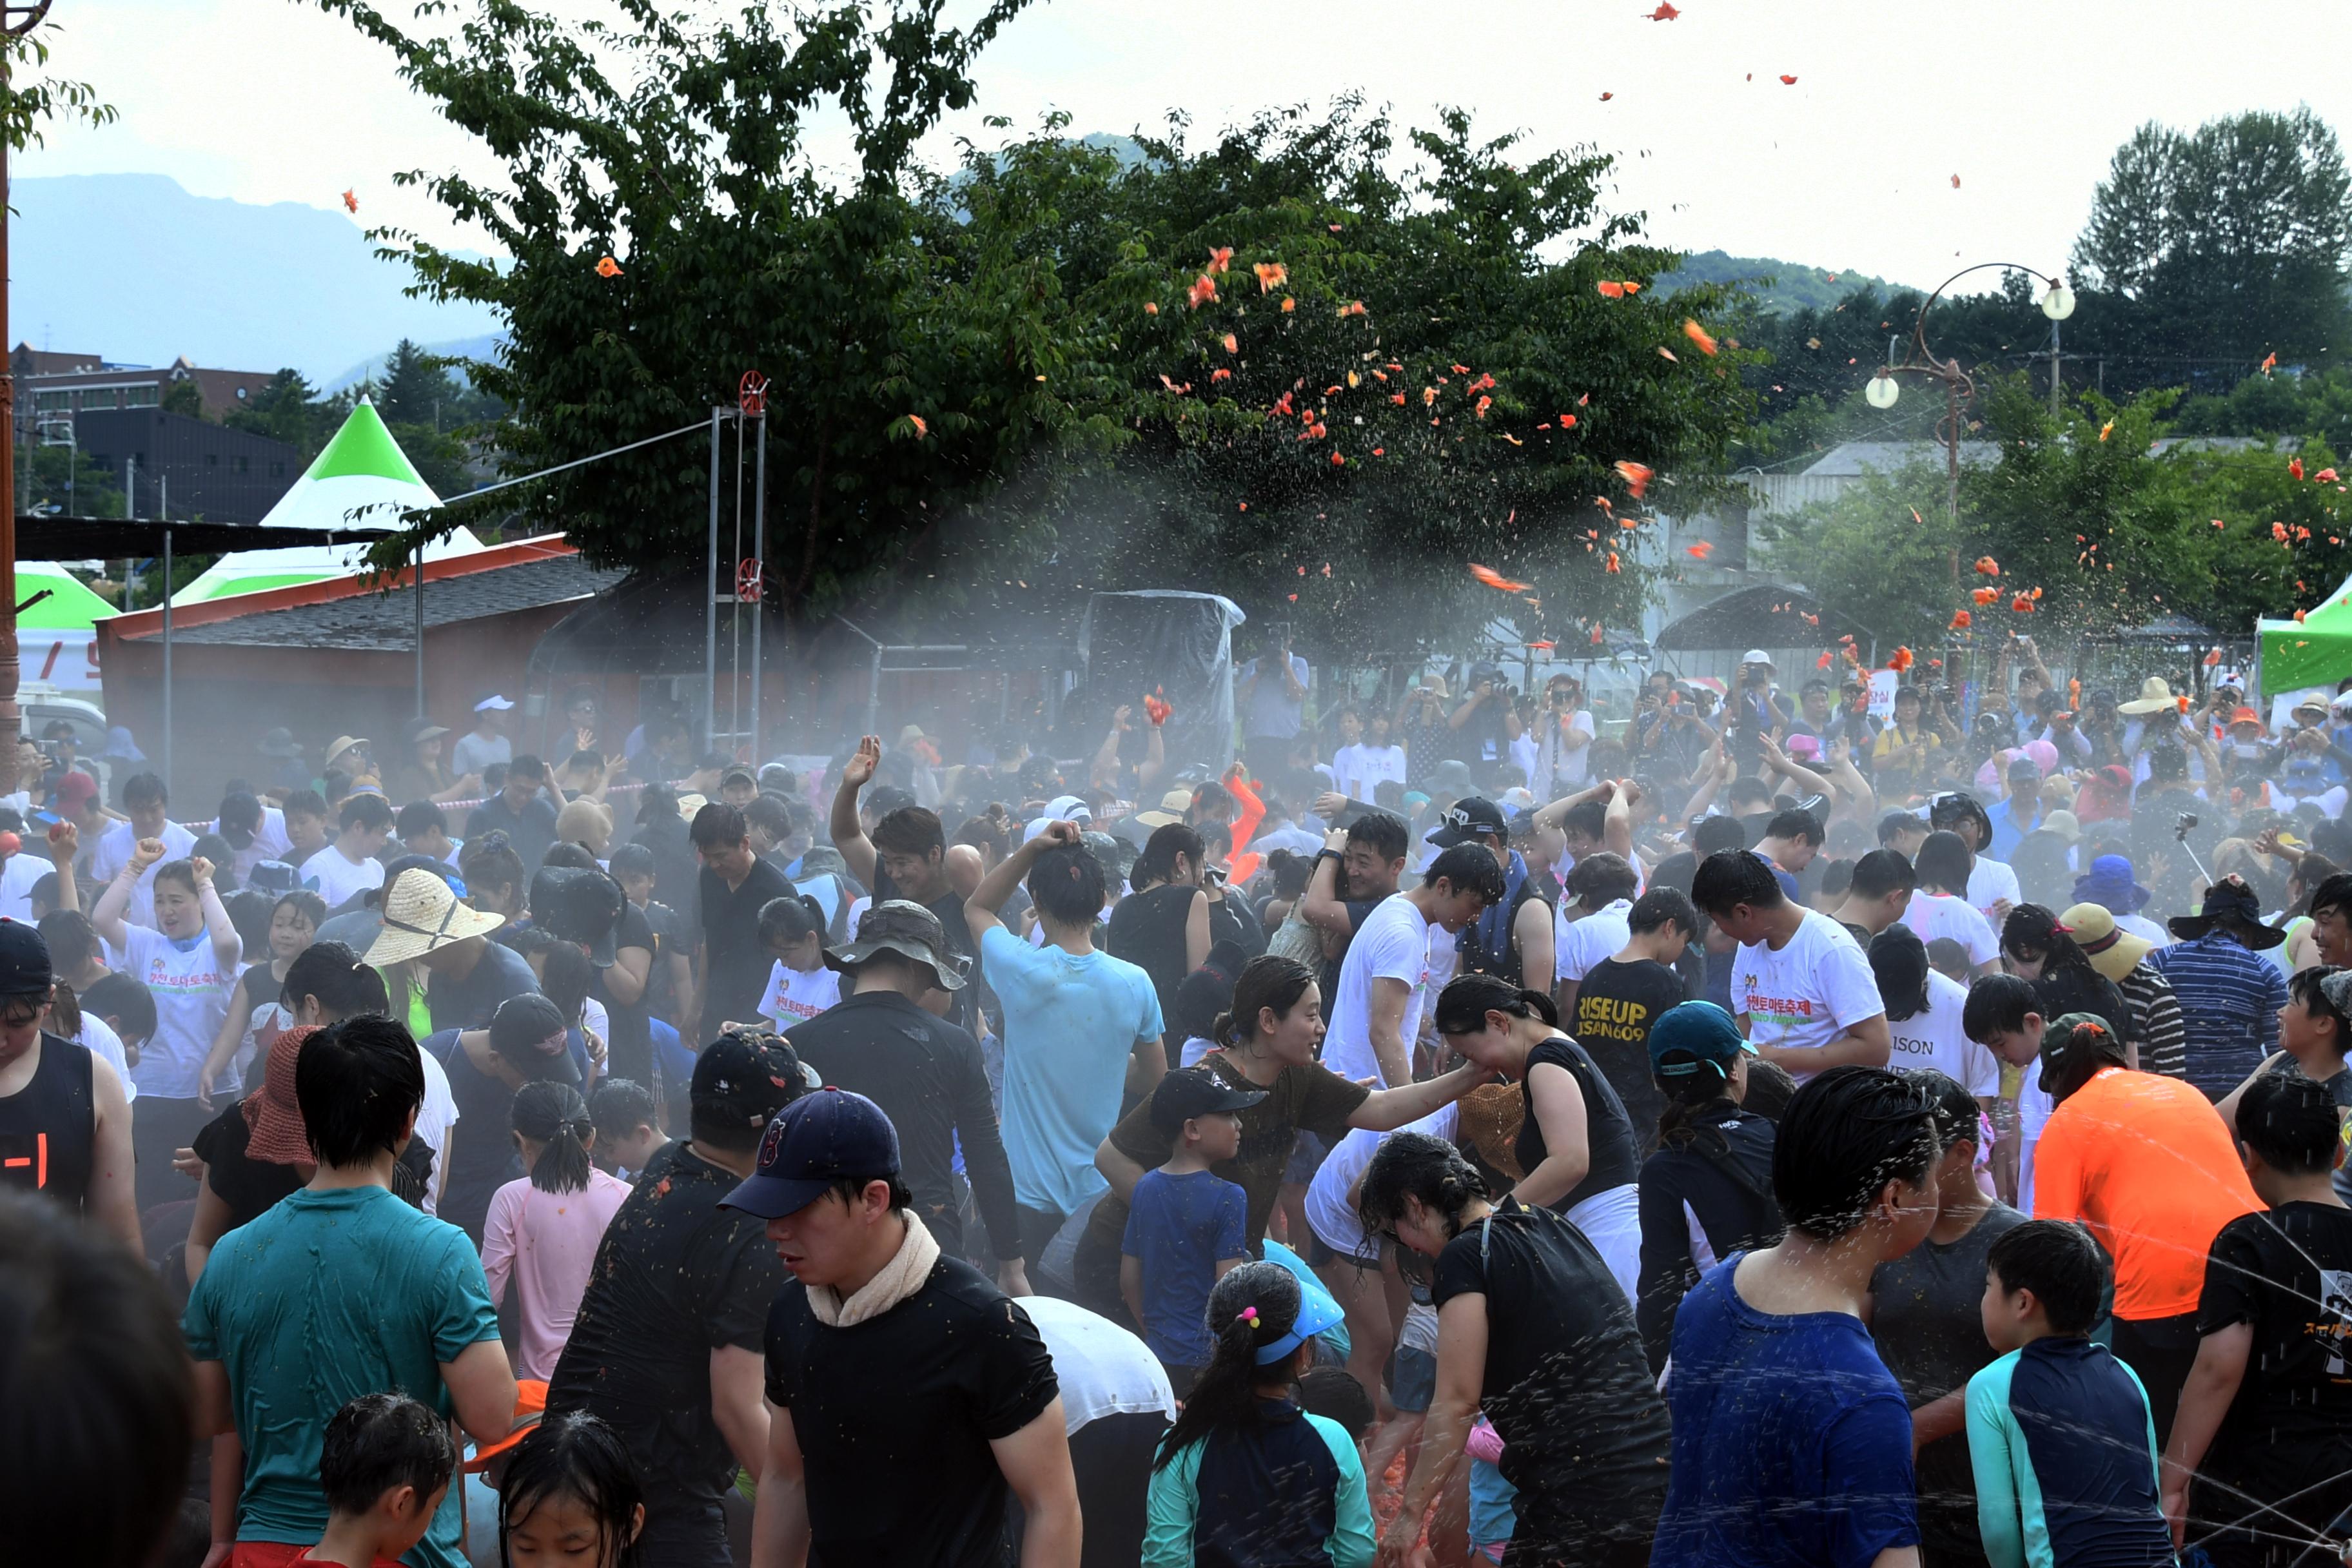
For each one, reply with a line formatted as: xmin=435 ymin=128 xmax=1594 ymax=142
xmin=1253 ymin=1239 xmax=1348 ymax=1364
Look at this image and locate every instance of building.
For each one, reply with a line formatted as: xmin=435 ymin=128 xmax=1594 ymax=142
xmin=96 ymin=534 xmax=625 ymax=801
xmin=12 ymin=342 xmax=277 ymax=428
xmin=74 ymin=407 xmax=303 ymax=524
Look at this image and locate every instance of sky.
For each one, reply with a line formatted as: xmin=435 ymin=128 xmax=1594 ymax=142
xmin=22 ymin=0 xmax=2352 ymax=291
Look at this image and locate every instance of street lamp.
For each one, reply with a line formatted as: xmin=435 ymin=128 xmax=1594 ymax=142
xmin=1865 ymin=264 xmax=2074 ymax=520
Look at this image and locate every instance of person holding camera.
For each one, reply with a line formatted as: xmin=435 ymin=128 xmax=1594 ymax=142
xmin=1237 ymin=628 xmax=1312 ymax=781
xmin=1396 ymin=674 xmax=1455 ymax=793
xmin=1516 ymin=672 xmax=1596 ymax=799
xmin=1449 ymin=662 xmax=1522 ymax=772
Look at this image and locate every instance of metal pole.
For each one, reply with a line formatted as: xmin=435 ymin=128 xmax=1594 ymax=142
xmin=2048 ymin=317 xmax=2063 ymax=415
xmin=730 ymin=407 xmax=745 ymax=752
xmin=161 ymin=525 xmax=172 ymax=795
xmin=705 ymin=406 xmax=722 ymax=750
xmin=414 ymin=538 xmax=426 ymax=718
xmin=122 ymin=454 xmax=134 ymax=611
xmin=750 ymin=409 xmax=766 ymax=765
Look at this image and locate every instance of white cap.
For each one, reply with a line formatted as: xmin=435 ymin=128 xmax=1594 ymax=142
xmin=1740 ymin=649 xmax=1773 ymax=666
xmin=475 ymin=694 xmax=516 ymax=712
xmin=1044 ymin=793 xmax=1093 ymax=824
xmin=2332 ymin=691 xmax=2352 ymax=714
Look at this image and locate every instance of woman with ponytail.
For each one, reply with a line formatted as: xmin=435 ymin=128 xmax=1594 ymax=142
xmin=481 ymin=1080 xmax=631 ymax=1378
xmin=1632 ymin=1001 xmax=1783 ymax=1373
xmin=1142 ymin=1260 xmax=1373 ymax=1568
xmin=1356 ymin=1132 xmax=1672 ymax=1568
xmin=1433 ymin=970 xmax=1645 ymax=1304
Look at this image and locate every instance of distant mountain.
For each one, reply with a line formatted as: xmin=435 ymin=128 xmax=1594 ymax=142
xmin=9 ymin=174 xmax=504 ymax=382
xmin=326 ymin=333 xmax=507 ymax=393
xmin=1655 ymin=250 xmax=1915 ymax=315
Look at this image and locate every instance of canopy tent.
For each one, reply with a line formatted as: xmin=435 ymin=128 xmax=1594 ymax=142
xmin=15 ymin=560 xmax=115 ymax=696
xmin=172 ymin=527 xmax=485 ymax=604
xmin=170 ymin=398 xmax=444 ymax=603
xmin=2257 ymin=572 xmax=2352 ymax=697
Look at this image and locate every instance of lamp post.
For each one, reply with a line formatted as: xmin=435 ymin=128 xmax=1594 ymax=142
xmin=1864 ymin=264 xmax=2075 ymax=522
xmin=0 ymin=0 xmax=54 ymax=747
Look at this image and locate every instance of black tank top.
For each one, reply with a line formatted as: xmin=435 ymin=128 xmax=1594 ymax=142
xmin=0 ymin=1031 xmax=96 ymax=1214
xmin=1513 ymin=1034 xmax=1642 ymax=1213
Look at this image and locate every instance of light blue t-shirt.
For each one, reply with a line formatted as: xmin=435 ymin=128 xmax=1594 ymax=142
xmin=983 ymin=925 xmax=1164 ymax=1215
xmin=182 ymin=1184 xmax=502 ymax=1568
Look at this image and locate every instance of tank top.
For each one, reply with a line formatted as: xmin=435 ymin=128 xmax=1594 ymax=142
xmin=0 ymin=1031 xmax=96 ymax=1215
xmin=1512 ymin=1034 xmax=1642 ymax=1212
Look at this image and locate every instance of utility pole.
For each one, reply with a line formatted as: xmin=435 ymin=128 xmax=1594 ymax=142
xmin=0 ymin=1 xmax=54 ymax=745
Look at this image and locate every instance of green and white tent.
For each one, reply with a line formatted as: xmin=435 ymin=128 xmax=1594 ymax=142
xmin=173 ymin=397 xmax=482 ymax=604
xmin=16 ymin=560 xmax=114 ymax=695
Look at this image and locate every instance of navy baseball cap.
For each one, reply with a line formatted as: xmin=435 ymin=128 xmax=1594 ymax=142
xmin=721 ymin=1086 xmax=901 ymax=1220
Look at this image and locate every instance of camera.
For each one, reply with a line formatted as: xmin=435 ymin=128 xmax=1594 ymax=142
xmin=2175 ymin=812 xmax=2199 ymax=839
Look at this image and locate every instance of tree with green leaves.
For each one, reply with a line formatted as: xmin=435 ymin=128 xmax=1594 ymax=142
xmin=158 ymin=378 xmax=202 ymax=419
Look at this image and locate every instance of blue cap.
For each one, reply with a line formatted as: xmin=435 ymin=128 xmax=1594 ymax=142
xmin=721 ymin=1087 xmax=901 ymax=1220
xmin=1646 ymin=1001 xmax=1755 ymax=1081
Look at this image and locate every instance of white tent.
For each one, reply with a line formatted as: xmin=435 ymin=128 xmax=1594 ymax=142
xmin=173 ymin=397 xmax=473 ymax=604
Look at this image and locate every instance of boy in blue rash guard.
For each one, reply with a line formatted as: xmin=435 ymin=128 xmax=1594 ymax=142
xmin=1966 ymin=1219 xmax=2173 ymax=1568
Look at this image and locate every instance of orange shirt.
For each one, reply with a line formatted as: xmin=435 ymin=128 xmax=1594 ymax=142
xmin=2033 ymin=1066 xmax=2260 ymax=1320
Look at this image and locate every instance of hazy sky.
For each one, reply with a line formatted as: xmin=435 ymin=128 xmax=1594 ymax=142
xmin=24 ymin=0 xmax=2352 ymax=289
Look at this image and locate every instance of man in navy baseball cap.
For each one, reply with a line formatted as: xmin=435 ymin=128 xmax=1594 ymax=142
xmin=721 ymin=1086 xmax=903 ymax=1228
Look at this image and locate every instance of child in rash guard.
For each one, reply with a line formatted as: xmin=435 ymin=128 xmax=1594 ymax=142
xmin=1123 ymin=1066 xmax=1262 ymax=1393
xmin=2164 ymin=1072 xmax=2352 ymax=1567
xmin=302 ymin=1394 xmax=458 ymax=1568
xmin=1967 ymin=1220 xmax=2173 ymax=1568
xmin=1649 ymin=1064 xmax=1939 ymax=1568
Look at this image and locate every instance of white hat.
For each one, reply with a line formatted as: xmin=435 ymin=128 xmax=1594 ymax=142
xmin=1740 ymin=649 xmax=1773 ymax=666
xmin=2330 ymin=691 xmax=2352 ymax=714
xmin=1044 ymin=793 xmax=1093 ymax=824
xmin=362 ymin=868 xmax=505 ymax=966
xmin=475 ymin=694 xmax=516 ymax=712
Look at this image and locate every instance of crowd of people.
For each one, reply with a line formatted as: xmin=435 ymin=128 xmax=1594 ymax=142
xmin=6 ymin=640 xmax=2352 ymax=1568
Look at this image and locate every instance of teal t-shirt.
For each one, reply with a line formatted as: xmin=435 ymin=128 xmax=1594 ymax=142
xmin=182 ymin=1184 xmax=502 ymax=1568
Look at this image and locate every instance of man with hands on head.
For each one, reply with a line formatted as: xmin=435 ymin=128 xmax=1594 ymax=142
xmin=830 ymin=734 xmax=984 ymax=1026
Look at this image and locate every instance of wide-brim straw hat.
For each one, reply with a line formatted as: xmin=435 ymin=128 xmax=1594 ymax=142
xmin=2116 ymin=677 xmax=2179 ymax=716
xmin=2057 ymin=903 xmax=2155 ymax=984
xmin=363 ymin=867 xmax=504 ymax=966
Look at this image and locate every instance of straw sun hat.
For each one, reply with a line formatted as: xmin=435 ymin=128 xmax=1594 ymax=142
xmin=362 ymin=867 xmax=504 ymax=966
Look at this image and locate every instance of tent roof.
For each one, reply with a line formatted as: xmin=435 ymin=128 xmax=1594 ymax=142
xmin=171 ymin=527 xmax=486 ymax=605
xmin=1652 ymin=583 xmax=1879 ymax=652
xmin=251 ymin=398 xmax=440 ymax=534
xmin=2257 ymin=571 xmax=2352 ymax=694
xmin=16 ymin=562 xmax=116 ymax=630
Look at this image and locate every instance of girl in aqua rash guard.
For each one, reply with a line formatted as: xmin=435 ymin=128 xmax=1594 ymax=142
xmin=1142 ymin=1260 xmax=1371 ymax=1568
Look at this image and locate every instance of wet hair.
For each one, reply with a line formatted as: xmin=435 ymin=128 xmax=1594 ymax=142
xmin=1568 ymin=851 xmax=1639 ymax=910
xmin=1691 ymin=848 xmax=1785 ymax=916
xmin=150 ymin=859 xmax=200 ymax=900
xmin=511 ymin=1081 xmax=596 ymax=1193
xmin=1912 ymin=831 xmax=1974 ymax=896
xmin=688 ymin=801 xmax=747 ymax=851
xmin=1297 ymin=1366 xmax=1375 ymax=1444
xmin=2289 ymin=966 xmax=2352 ymax=1054
xmin=1925 ymin=937 xmax=1973 ymax=981
xmin=1264 ymin=848 xmax=1312 ymax=901
xmin=1345 ymin=811 xmax=1408 ymax=863
xmin=460 ymin=836 xmax=526 ymax=901
xmin=1764 ymin=808 xmax=1824 ymax=848
xmin=1559 ymin=800 xmax=1608 ymax=844
xmin=2238 ymin=1071 xmax=2344 ymax=1174
xmin=1155 ymin=1261 xmax=1309 ymax=1471
xmin=282 ymin=789 xmax=328 ymax=823
xmin=540 ymin=840 xmax=602 ymax=873
xmin=1848 ymin=849 xmax=1917 ymax=901
xmin=1693 ymin=815 xmax=1749 ymax=858
xmin=320 ymin=1392 xmax=456 ymax=1516
xmin=1424 ymin=843 xmax=1507 ymax=905
xmin=35 ymin=910 xmax=97 ymax=973
xmin=607 ymin=842 xmax=656 ymax=881
xmin=589 ymin=1078 xmax=659 ymax=1144
xmin=740 ymin=794 xmax=791 ymax=845
xmin=121 ymin=772 xmax=166 ymax=811
xmin=1770 ymin=1066 xmax=1938 ymax=1240
xmin=498 ymin=1411 xmax=645 ymax=1568
xmin=1867 ymin=925 xmax=1933 ymax=1023
xmin=508 ymin=754 xmax=549 ymax=785
xmin=1133 ymin=823 xmax=1205 ymax=888
xmin=870 ymin=806 xmax=945 ymax=861
xmin=1741 ymin=1058 xmax=1798 ymax=1121
xmin=0 ymin=1193 xmax=195 ymax=1568
xmin=1028 ymin=843 xmax=1106 ymax=928
xmin=1816 ymin=858 xmax=1854 ymax=901
xmin=1911 ymin=1068 xmax=1983 ymax=1151
xmin=273 ymin=889 xmax=329 ymax=935
xmin=1876 ymin=810 xmax=1925 ymax=848
xmin=280 ymin=941 xmax=389 ymax=1019
xmin=338 ymin=794 xmax=395 ymax=834
xmin=1961 ymin=972 xmax=2041 ymax=1044
xmin=756 ymin=894 xmax=828 ymax=952
xmin=1214 ymin=954 xmax=1318 ymax=1047
xmin=1355 ymin=1130 xmax=1489 ymax=1243
xmin=1627 ymin=886 xmax=1697 ymax=937
xmin=80 ymin=972 xmax=157 ymax=1044
xmin=536 ymin=942 xmax=594 ymax=1028
xmin=1986 ymin=1220 xmax=2108 ymax=1337
xmin=224 ymin=888 xmax=274 ymax=955
xmin=1432 ymin=970 xmax=1558 ymax=1038
xmin=299 ymin=1014 xmax=426 ymax=1168
xmin=397 ymin=799 xmax=447 ymax=839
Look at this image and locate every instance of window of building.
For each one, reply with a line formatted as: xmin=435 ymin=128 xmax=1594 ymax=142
xmin=269 ymin=460 xmax=286 ymax=478
xmin=32 ymin=391 xmax=70 ymax=412
xmin=234 ymin=455 xmax=249 ymax=474
xmin=123 ymin=384 xmax=157 ymax=407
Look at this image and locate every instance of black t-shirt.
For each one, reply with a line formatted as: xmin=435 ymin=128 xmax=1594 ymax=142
xmin=700 ymin=857 xmax=794 ymax=1034
xmin=638 ymin=899 xmax=687 ymax=1026
xmin=1106 ymin=884 xmax=1200 ymax=1033
xmin=464 ymin=793 xmax=560 ymax=873
xmin=763 ymin=1253 xmax=1059 ymax=1565
xmin=426 ymin=938 xmax=540 ymax=1034
xmin=191 ymin=1102 xmax=306 ymax=1233
xmin=2197 ymin=1202 xmax=2352 ymax=1485
xmin=1513 ymin=1035 xmax=1643 ymax=1211
xmin=1206 ymin=891 xmax=1264 ymax=959
xmin=547 ymin=1142 xmax=786 ymax=1505
xmin=1430 ymin=1199 xmax=1672 ymax=1534
xmin=593 ymin=900 xmax=658 ymax=1081
xmin=872 ymin=870 xmax=980 ymax=1035
xmin=783 ymin=990 xmax=1018 ymax=1261
xmin=1571 ymin=959 xmax=1688 ymax=1152
xmin=424 ymin=1029 xmax=522 ymax=1240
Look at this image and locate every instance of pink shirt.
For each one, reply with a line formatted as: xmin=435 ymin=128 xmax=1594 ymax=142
xmin=480 ymin=1168 xmax=632 ymax=1379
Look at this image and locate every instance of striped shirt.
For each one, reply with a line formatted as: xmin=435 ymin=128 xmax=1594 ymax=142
xmin=2113 ymin=963 xmax=2187 ymax=1082
xmin=2144 ymin=931 xmax=2285 ymax=1098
